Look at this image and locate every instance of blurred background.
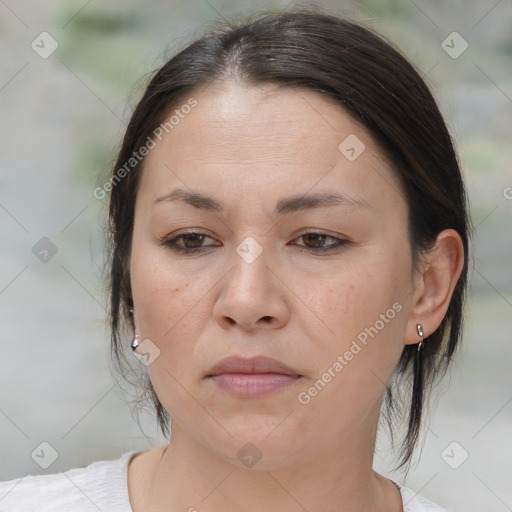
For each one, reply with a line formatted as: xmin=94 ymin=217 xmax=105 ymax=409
xmin=0 ymin=0 xmax=511 ymax=510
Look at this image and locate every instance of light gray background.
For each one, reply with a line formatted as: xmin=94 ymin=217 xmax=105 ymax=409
xmin=1 ymin=1 xmax=511 ymax=511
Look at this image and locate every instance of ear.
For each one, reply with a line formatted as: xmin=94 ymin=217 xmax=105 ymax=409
xmin=405 ymin=229 xmax=465 ymax=345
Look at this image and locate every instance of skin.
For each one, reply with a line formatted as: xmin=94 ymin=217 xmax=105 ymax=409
xmin=126 ymin=80 xmax=464 ymax=512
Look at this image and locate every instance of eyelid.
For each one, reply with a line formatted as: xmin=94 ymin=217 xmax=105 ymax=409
xmin=293 ymin=227 xmax=345 ymax=239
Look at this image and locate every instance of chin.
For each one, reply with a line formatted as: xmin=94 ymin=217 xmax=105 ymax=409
xmin=205 ymin=419 xmax=307 ymax=471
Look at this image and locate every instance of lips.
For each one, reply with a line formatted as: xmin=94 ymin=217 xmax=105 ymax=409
xmin=206 ymin=355 xmax=302 ymax=398
xmin=206 ymin=355 xmax=301 ymax=377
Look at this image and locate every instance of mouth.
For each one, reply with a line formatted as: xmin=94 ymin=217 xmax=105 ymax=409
xmin=207 ymin=355 xmax=301 ymax=377
xmin=206 ymin=355 xmax=302 ymax=398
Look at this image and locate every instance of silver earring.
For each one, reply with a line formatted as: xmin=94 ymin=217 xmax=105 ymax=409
xmin=129 ymin=308 xmax=140 ymax=351
xmin=131 ymin=333 xmax=141 ymax=351
xmin=416 ymin=323 xmax=424 ymax=352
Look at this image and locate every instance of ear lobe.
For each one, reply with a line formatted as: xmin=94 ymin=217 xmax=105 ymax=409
xmin=405 ymin=229 xmax=465 ymax=345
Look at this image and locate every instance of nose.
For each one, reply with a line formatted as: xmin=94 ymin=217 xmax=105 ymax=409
xmin=212 ymin=239 xmax=290 ymax=331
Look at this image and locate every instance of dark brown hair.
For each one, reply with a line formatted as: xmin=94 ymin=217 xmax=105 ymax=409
xmin=105 ymin=7 xmax=471 ymax=469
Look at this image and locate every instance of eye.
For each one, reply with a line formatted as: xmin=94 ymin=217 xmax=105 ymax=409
xmin=290 ymin=231 xmax=350 ymax=252
xmin=159 ymin=230 xmax=350 ymax=255
xmin=160 ymin=231 xmax=219 ymax=253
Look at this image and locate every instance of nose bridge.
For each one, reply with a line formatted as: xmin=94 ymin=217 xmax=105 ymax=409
xmin=213 ymin=232 xmax=289 ymax=329
xmin=227 ymin=195 xmax=274 ymax=271
xmin=230 ymin=233 xmax=273 ymax=298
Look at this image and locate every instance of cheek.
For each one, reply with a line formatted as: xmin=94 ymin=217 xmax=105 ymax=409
xmin=129 ymin=242 xmax=204 ymax=362
xmin=130 ymin=250 xmax=209 ymax=416
xmin=310 ymin=250 xmax=410 ymax=382
xmin=315 ymin=262 xmax=404 ymax=340
xmin=293 ymin=266 xmax=408 ymax=439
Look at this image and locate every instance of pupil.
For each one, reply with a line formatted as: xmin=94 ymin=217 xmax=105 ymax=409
xmin=186 ymin=234 xmax=203 ymax=248
xmin=306 ymin=234 xmax=325 ymax=247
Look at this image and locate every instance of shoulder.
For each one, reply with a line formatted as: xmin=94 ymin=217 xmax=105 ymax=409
xmin=0 ymin=451 xmax=139 ymax=512
xmin=398 ymin=483 xmax=454 ymax=512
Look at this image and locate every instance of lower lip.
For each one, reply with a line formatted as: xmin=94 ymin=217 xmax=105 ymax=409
xmin=209 ymin=373 xmax=301 ymax=398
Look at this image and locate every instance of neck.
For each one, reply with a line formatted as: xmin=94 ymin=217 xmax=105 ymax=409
xmin=140 ymin=413 xmax=402 ymax=512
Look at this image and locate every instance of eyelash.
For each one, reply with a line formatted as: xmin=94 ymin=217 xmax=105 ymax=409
xmin=159 ymin=230 xmax=351 ymax=254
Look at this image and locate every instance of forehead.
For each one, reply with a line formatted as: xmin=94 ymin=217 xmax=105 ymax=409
xmin=137 ymin=81 xmax=406 ymax=216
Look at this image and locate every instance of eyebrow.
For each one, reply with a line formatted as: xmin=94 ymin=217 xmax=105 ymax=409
xmin=152 ymin=188 xmax=371 ymax=215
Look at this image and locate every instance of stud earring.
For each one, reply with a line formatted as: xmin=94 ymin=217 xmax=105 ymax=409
xmin=416 ymin=323 xmax=424 ymax=352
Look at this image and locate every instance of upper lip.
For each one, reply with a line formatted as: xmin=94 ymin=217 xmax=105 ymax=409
xmin=207 ymin=355 xmax=301 ymax=377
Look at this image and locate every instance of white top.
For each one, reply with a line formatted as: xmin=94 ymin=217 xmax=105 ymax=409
xmin=0 ymin=451 xmax=453 ymax=511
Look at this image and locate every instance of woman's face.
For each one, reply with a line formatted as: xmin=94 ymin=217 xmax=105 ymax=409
xmin=129 ymin=81 xmax=421 ymax=468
